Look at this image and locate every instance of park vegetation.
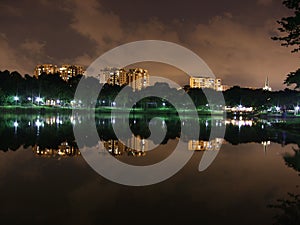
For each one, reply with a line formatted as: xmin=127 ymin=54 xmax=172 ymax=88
xmin=0 ymin=70 xmax=300 ymax=111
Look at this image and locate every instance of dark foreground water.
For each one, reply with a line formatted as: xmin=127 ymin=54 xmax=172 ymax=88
xmin=0 ymin=114 xmax=299 ymax=225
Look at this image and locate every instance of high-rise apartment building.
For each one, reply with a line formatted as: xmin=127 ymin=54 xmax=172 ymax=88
xmin=34 ymin=64 xmax=58 ymax=78
xmin=119 ymin=68 xmax=150 ymax=91
xmin=34 ymin=64 xmax=84 ymax=81
xmin=99 ymin=67 xmax=150 ymax=91
xmin=99 ymin=67 xmax=120 ymax=85
xmin=59 ymin=64 xmax=84 ymax=81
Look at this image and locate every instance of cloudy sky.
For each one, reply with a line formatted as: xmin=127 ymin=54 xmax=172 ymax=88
xmin=0 ymin=0 xmax=299 ymax=89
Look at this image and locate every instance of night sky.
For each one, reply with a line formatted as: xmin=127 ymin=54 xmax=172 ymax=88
xmin=0 ymin=0 xmax=299 ymax=90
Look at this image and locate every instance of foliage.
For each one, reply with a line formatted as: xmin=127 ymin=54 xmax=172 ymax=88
xmin=223 ymin=86 xmax=300 ymax=108
xmin=1 ymin=70 xmax=300 ymax=109
xmin=269 ymin=193 xmax=300 ymax=225
xmin=272 ymin=0 xmax=300 ymax=53
xmin=273 ymin=0 xmax=300 ymax=89
xmin=285 ymin=69 xmax=300 ymax=89
xmin=284 ymin=148 xmax=300 ymax=173
xmin=0 ymin=70 xmax=82 ymax=106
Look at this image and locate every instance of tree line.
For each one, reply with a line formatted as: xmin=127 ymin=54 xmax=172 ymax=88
xmin=1 ymin=70 xmax=300 ymax=110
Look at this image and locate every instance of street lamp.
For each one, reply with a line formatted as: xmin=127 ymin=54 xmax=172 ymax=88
xmin=13 ymin=96 xmax=19 ymax=105
xmin=35 ymin=96 xmax=43 ymax=105
xmin=295 ymin=106 xmax=300 ymax=115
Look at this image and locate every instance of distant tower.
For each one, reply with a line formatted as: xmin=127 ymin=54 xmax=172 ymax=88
xmin=263 ymin=76 xmax=272 ymax=91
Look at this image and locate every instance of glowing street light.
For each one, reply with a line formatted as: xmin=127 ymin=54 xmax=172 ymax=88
xmin=13 ymin=121 xmax=19 ymax=127
xmin=35 ymin=97 xmax=42 ymax=102
xmin=294 ymin=105 xmax=300 ymax=115
xmin=13 ymin=96 xmax=19 ymax=105
xmin=35 ymin=96 xmax=43 ymax=105
xmin=13 ymin=120 xmax=19 ymax=134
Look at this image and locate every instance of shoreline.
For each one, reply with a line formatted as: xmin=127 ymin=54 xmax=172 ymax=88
xmin=0 ymin=106 xmax=225 ymax=116
xmin=1 ymin=106 xmax=300 ymax=120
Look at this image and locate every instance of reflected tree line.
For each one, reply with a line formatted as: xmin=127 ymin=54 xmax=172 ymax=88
xmin=268 ymin=0 xmax=300 ymax=223
xmin=268 ymin=147 xmax=300 ymax=225
xmin=1 ymin=114 xmax=300 ymax=151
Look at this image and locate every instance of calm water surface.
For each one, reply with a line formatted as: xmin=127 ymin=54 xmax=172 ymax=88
xmin=0 ymin=114 xmax=299 ymax=225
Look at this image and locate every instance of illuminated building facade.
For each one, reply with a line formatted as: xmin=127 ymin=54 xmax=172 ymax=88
xmin=99 ymin=67 xmax=150 ymax=91
xmin=225 ymin=105 xmax=253 ymax=113
xmin=119 ymin=68 xmax=150 ymax=91
xmin=34 ymin=64 xmax=58 ymax=78
xmin=34 ymin=64 xmax=84 ymax=80
xmin=190 ymin=77 xmax=223 ymax=91
xmin=99 ymin=67 xmax=120 ymax=85
xmin=59 ymin=64 xmax=84 ymax=81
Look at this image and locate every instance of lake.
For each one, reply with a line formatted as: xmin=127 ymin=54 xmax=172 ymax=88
xmin=0 ymin=113 xmax=299 ymax=225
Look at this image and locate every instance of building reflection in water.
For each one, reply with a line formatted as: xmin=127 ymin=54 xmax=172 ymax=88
xmin=262 ymin=141 xmax=271 ymax=153
xmin=33 ymin=137 xmax=225 ymax=158
xmin=103 ymin=135 xmax=148 ymax=157
xmin=188 ymin=138 xmax=224 ymax=151
xmin=225 ymin=118 xmax=254 ymax=127
xmin=33 ymin=141 xmax=81 ymax=158
xmin=32 ymin=136 xmax=149 ymax=158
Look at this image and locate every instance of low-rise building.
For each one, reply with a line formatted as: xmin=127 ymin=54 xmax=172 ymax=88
xmin=190 ymin=77 xmax=223 ymax=91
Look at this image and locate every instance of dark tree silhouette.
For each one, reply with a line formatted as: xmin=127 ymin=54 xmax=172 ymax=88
xmin=273 ymin=0 xmax=300 ymax=89
xmin=268 ymin=148 xmax=300 ymax=225
xmin=284 ymin=147 xmax=300 ymax=173
xmin=269 ymin=192 xmax=300 ymax=225
xmin=285 ymin=69 xmax=300 ymax=89
xmin=272 ymin=0 xmax=300 ymax=53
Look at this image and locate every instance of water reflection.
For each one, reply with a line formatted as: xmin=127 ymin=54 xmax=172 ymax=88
xmin=268 ymin=148 xmax=300 ymax=225
xmin=33 ymin=141 xmax=81 ymax=158
xmin=188 ymin=138 xmax=224 ymax=151
xmin=1 ymin=114 xmax=300 ymax=225
xmin=1 ymin=114 xmax=300 ymax=156
xmin=284 ymin=148 xmax=300 ymax=173
xmin=102 ymin=135 xmax=148 ymax=157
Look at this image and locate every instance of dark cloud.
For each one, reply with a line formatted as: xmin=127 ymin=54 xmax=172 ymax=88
xmin=0 ymin=0 xmax=298 ymax=89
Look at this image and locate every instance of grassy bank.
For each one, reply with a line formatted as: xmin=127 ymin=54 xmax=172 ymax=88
xmin=0 ymin=106 xmax=72 ymax=114
xmin=0 ymin=106 xmax=225 ymax=116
